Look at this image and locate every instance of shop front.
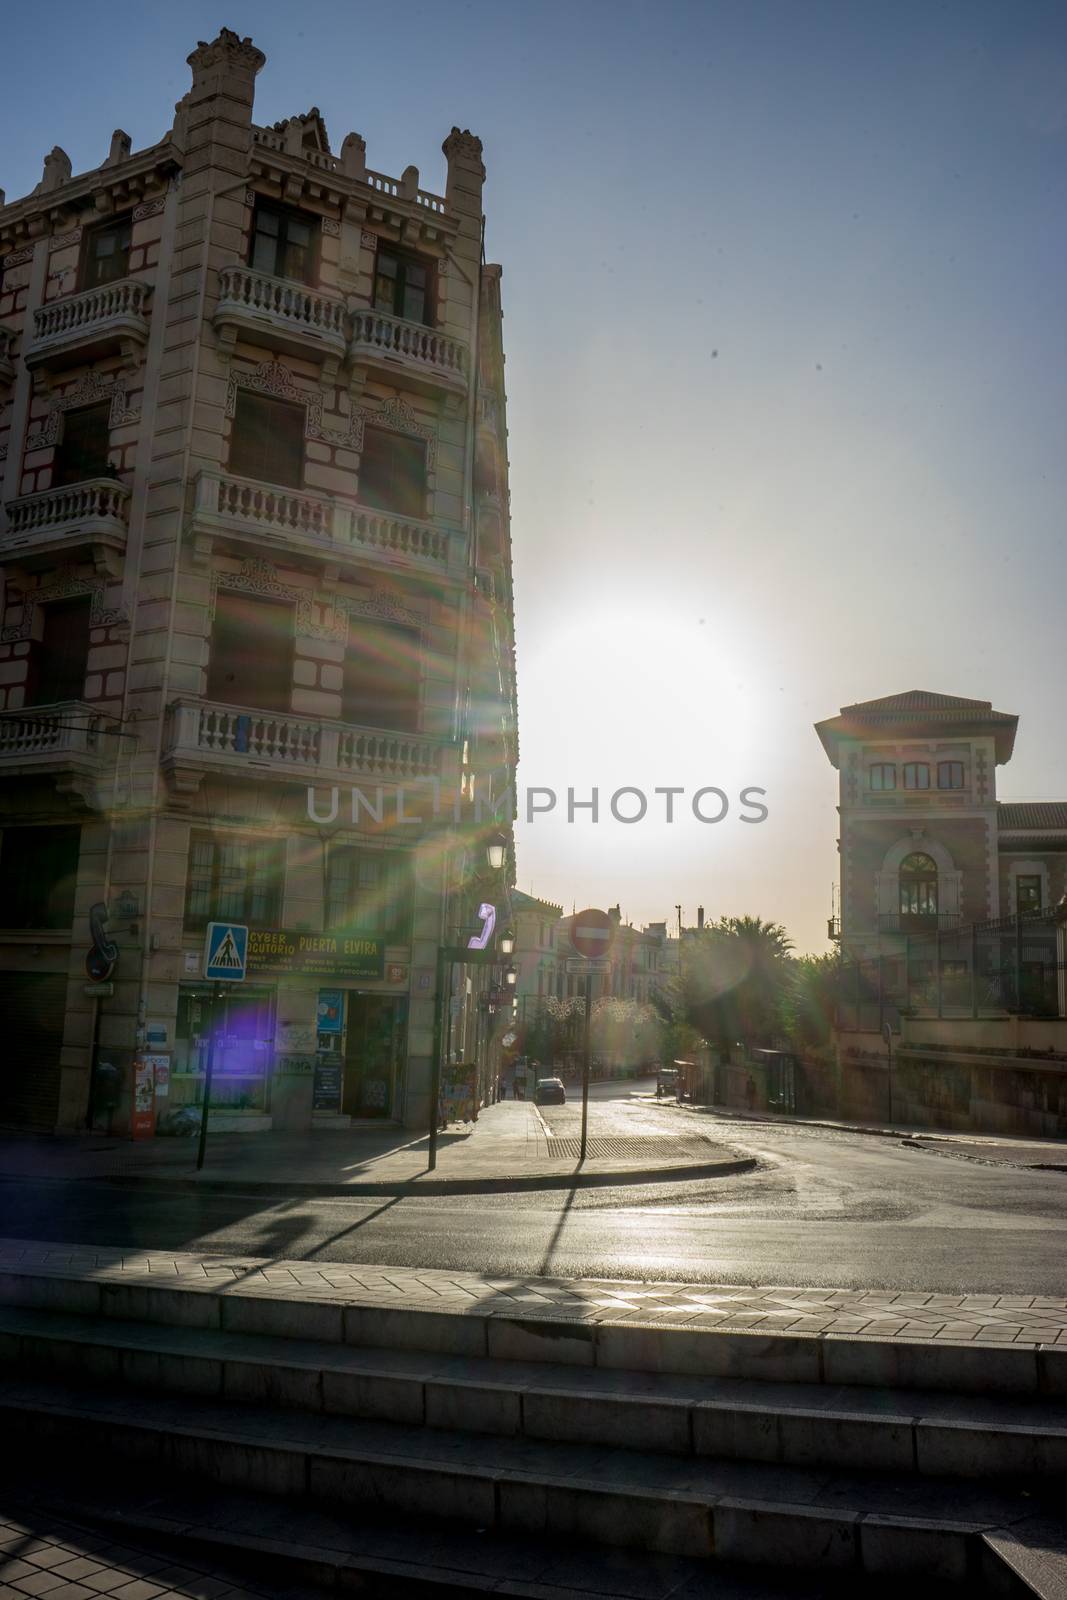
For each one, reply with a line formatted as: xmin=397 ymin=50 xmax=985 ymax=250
xmin=172 ymin=984 xmax=276 ymax=1129
xmin=313 ymin=987 xmax=408 ymax=1121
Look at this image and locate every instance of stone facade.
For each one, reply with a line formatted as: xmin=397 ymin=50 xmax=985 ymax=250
xmin=0 ymin=30 xmax=517 ymax=1134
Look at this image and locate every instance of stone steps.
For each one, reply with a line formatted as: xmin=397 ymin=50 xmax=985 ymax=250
xmin=2 ymin=1305 xmax=1066 ymax=1480
xmin=0 ymin=1260 xmax=1064 ymax=1591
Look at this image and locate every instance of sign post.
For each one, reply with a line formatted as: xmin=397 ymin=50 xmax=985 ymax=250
xmin=198 ymin=923 xmax=248 ymax=1171
xmin=569 ymin=909 xmax=615 ymax=1163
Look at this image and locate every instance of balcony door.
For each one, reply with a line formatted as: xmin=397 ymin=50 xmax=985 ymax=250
xmin=206 ymin=591 xmax=294 ymax=713
xmin=28 ymin=597 xmax=91 ymax=706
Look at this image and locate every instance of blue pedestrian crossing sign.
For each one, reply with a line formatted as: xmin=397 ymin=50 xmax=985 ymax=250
xmin=204 ymin=922 xmax=248 ymax=982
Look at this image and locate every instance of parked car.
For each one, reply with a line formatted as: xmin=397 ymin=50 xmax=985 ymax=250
xmin=534 ymin=1077 xmax=566 ymax=1105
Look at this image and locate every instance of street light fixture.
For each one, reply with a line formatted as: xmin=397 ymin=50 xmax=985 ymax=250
xmin=486 ymin=835 xmax=507 ymax=872
xmin=499 ymin=928 xmax=515 ymax=956
xmin=505 ymin=965 xmax=517 ymax=986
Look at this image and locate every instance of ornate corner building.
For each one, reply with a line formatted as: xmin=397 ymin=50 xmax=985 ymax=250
xmin=816 ymin=689 xmax=1067 ymax=967
xmin=0 ymin=30 xmax=517 ymax=1133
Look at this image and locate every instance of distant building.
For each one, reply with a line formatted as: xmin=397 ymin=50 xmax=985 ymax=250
xmin=816 ymin=690 xmax=1067 ymax=961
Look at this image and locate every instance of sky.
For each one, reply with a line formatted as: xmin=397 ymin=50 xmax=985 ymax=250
xmin=4 ymin=0 xmax=1066 ymax=953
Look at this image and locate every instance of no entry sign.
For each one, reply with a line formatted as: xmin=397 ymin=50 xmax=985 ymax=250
xmin=570 ymin=907 xmax=614 ymax=960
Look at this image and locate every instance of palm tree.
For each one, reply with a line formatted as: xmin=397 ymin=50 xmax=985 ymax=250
xmin=656 ymin=915 xmax=794 ymax=1059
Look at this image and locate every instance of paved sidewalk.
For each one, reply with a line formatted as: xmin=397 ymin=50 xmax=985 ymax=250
xmin=0 ymin=1100 xmax=752 ymax=1196
xmin=0 ymin=1503 xmax=320 ymax=1600
xmin=3 ymin=1236 xmax=1067 ymax=1347
xmin=681 ymin=1100 xmax=1067 ymax=1167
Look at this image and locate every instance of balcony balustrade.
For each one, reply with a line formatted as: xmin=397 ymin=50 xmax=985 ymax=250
xmin=26 ymin=280 xmax=150 ymax=371
xmin=190 ymin=470 xmax=459 ymax=572
xmin=2 ymin=477 xmax=130 ymax=572
xmin=214 ymin=266 xmax=347 ymax=367
xmin=163 ymin=698 xmax=450 ymax=797
xmin=0 ymin=701 xmax=110 ymax=806
xmin=877 ymin=912 xmax=963 ymax=935
xmin=348 ymin=308 xmax=468 ymax=397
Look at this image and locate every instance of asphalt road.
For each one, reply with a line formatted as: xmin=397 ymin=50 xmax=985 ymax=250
xmin=4 ymin=1080 xmax=1066 ymax=1293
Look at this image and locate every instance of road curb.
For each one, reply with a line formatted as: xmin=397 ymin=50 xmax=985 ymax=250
xmin=31 ymin=1153 xmax=760 ymax=1198
xmin=899 ymin=1138 xmax=1067 ymax=1173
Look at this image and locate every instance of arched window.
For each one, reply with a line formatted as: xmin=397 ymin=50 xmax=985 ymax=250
xmin=938 ymin=761 xmax=965 ymax=789
xmin=899 ymin=852 xmax=938 ymax=925
xmin=870 ymin=763 xmax=896 ymax=791
xmin=902 ymin=763 xmax=929 ymax=790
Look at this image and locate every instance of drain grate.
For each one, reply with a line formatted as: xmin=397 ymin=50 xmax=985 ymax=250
xmin=544 ymin=1136 xmax=721 ymax=1161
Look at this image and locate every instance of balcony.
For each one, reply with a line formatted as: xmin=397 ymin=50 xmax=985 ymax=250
xmin=2 ymin=477 xmax=130 ymax=573
xmin=0 ymin=329 xmax=14 ymax=391
xmin=0 ymin=702 xmax=111 ymax=806
xmin=189 ymin=469 xmax=462 ymax=574
xmin=26 ymin=280 xmax=150 ymax=373
xmin=214 ymin=266 xmax=346 ymax=368
xmin=163 ymin=698 xmax=453 ymax=799
xmin=348 ymin=309 xmax=468 ymax=398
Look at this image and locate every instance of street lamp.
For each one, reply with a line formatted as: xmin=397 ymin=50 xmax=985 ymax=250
xmin=499 ymin=928 xmax=515 ymax=956
xmin=505 ymin=965 xmax=517 ymax=987
xmin=486 ymin=835 xmax=507 ymax=872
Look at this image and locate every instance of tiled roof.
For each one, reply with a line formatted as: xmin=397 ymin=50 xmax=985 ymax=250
xmin=816 ymin=689 xmax=1019 ymax=766
xmin=998 ymin=802 xmax=1067 ymax=831
xmin=841 ymin=690 xmax=994 ymax=713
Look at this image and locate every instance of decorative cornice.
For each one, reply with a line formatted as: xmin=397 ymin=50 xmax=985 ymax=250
xmin=211 ymin=557 xmax=350 ymax=642
xmin=225 ymin=359 xmax=363 ymax=452
xmin=2 ymin=568 xmax=128 ymax=641
xmin=25 ymin=372 xmax=139 ymax=451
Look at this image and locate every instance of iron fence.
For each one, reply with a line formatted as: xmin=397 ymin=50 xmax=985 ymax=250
xmin=836 ymin=908 xmax=1066 ymax=1032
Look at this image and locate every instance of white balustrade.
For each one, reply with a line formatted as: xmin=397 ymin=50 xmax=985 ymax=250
xmin=31 ymin=280 xmax=149 ymax=346
xmin=0 ymin=703 xmax=101 ymax=759
xmin=349 ymin=308 xmax=468 ymax=385
xmin=167 ymin=700 xmax=443 ymax=784
xmin=194 ymin=471 xmax=452 ymax=567
xmin=216 ymin=266 xmax=346 ymax=348
xmin=338 ymin=728 xmax=440 ymax=780
xmin=5 ymin=479 xmax=130 ymax=541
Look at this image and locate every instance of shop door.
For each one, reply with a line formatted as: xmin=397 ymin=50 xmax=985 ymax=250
xmin=0 ymin=973 xmax=66 ymax=1130
xmin=343 ymin=996 xmax=405 ymax=1118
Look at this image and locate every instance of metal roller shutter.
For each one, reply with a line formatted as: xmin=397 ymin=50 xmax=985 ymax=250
xmin=0 ymin=973 xmax=67 ymax=1131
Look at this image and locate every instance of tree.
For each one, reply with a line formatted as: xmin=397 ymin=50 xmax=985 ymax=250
xmin=780 ymin=952 xmax=840 ymax=1047
xmin=655 ymin=916 xmax=794 ymax=1059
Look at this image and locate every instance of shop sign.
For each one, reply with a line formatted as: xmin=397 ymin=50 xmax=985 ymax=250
xmin=386 ymin=965 xmax=407 ymax=984
xmin=247 ymin=929 xmax=384 ymax=980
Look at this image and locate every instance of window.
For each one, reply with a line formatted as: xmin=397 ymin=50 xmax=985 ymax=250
xmin=358 ymin=427 xmax=427 ymax=518
xmin=938 ymin=761 xmax=965 ymax=789
xmin=373 ymin=246 xmax=434 ymax=325
xmin=326 ymin=848 xmax=412 ymax=940
xmin=82 ymin=216 xmax=132 ymax=289
xmin=228 ymin=391 xmax=305 ymax=488
xmin=206 ymin=591 xmax=294 ymax=713
xmin=27 ymin=597 xmax=91 ymax=706
xmin=184 ymin=835 xmax=284 ymax=931
xmin=342 ymin=620 xmax=420 ymax=732
xmin=869 ymin=763 xmax=896 ymax=791
xmin=902 ymin=763 xmax=929 ymax=790
xmin=54 ymin=403 xmax=112 ymax=486
xmin=899 ymin=852 xmax=939 ymax=922
xmin=250 ymin=204 xmax=316 ymax=284
xmin=1016 ymin=875 xmax=1042 ymax=915
xmin=0 ymin=825 xmax=80 ymax=928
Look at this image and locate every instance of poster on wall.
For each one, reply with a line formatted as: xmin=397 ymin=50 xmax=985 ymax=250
xmin=132 ymin=1057 xmax=156 ymax=1140
xmin=313 ymin=1050 xmax=344 ymax=1113
xmin=317 ymin=990 xmax=345 ymax=1035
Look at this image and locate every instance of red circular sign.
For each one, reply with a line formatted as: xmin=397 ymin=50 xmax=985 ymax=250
xmin=570 ymin=907 xmax=614 ymax=959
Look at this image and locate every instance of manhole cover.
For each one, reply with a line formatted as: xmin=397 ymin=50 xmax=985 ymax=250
xmin=544 ymin=1136 xmax=721 ymax=1161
